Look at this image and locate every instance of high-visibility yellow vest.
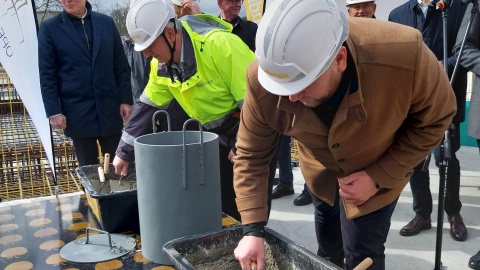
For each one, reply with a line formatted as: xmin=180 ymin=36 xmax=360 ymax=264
xmin=143 ymin=14 xmax=255 ymax=126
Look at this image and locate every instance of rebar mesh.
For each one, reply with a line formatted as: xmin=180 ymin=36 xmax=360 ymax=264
xmin=0 ymin=70 xmax=81 ymax=201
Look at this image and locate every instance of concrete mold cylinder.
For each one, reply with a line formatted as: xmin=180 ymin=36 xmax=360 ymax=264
xmin=134 ymin=120 xmax=222 ymax=265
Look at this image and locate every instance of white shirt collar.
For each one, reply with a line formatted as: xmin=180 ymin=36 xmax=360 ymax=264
xmin=417 ymin=0 xmax=433 ymax=16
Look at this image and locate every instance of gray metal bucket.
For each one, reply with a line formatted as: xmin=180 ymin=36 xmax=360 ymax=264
xmin=134 ymin=114 xmax=222 ymax=264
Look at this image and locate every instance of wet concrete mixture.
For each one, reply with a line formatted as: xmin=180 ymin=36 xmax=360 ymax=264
xmin=186 ymin=242 xmax=294 ymax=270
xmin=80 ymin=165 xmax=137 ymax=193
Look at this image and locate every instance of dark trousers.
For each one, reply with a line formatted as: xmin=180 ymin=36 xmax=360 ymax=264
xmin=277 ymin=135 xmax=294 ymax=187
xmin=312 ymin=190 xmax=397 ymax=270
xmin=219 ymin=144 xmax=277 ymax=222
xmin=72 ymin=132 xmax=122 ymax=166
xmin=410 ymin=123 xmax=462 ymax=218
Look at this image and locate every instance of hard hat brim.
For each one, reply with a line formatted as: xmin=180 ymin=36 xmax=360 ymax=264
xmin=134 ymin=39 xmax=153 ymax=52
xmin=258 ymin=65 xmax=316 ymax=96
xmin=257 ymin=31 xmax=345 ymax=97
xmin=346 ymin=0 xmax=375 ymax=6
xmin=127 ymin=0 xmax=175 ymax=52
xmin=256 ymin=9 xmax=349 ymax=97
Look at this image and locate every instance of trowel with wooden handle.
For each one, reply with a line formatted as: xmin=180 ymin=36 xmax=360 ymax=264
xmin=98 ymin=167 xmax=106 ymax=192
xmin=103 ymin=153 xmax=110 ymax=173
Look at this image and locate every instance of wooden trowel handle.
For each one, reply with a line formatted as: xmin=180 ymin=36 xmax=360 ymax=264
xmin=104 ymin=153 xmax=110 ymax=173
xmin=98 ymin=167 xmax=105 ymax=183
xmin=353 ymin=257 xmax=373 ymax=270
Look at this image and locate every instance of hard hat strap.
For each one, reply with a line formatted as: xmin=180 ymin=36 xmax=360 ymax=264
xmin=160 ymin=19 xmax=177 ymax=83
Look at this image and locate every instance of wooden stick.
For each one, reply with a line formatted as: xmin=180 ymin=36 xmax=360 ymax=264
xmin=98 ymin=167 xmax=105 ymax=183
xmin=353 ymin=257 xmax=373 ymax=270
xmin=103 ymin=153 xmax=110 ymax=173
xmin=250 ymin=261 xmax=257 ymax=270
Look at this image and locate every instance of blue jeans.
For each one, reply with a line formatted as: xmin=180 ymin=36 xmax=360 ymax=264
xmin=410 ymin=123 xmax=462 ymax=218
xmin=277 ymin=135 xmax=293 ymax=188
xmin=312 ymin=190 xmax=397 ymax=270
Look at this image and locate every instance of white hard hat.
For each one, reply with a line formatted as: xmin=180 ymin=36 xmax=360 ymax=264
xmin=171 ymin=0 xmax=198 ymax=6
xmin=256 ymin=0 xmax=349 ymax=96
xmin=126 ymin=0 xmax=175 ymax=51
xmin=129 ymin=0 xmax=141 ymax=8
xmin=346 ymin=0 xmax=375 ymax=6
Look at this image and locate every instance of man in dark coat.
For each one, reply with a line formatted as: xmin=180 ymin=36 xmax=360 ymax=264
xmin=218 ymin=0 xmax=257 ymax=51
xmin=180 ymin=0 xmax=257 ymax=51
xmin=389 ymin=0 xmax=468 ymax=241
xmin=455 ymin=2 xmax=480 ymax=152
xmin=454 ymin=2 xmax=480 ymax=269
xmin=38 ymin=0 xmax=133 ymax=166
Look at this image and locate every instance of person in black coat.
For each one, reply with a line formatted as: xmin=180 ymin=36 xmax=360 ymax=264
xmin=455 ymin=1 xmax=480 ymax=153
xmin=454 ymin=2 xmax=480 ymax=269
xmin=38 ymin=0 xmax=133 ymax=166
xmin=389 ymin=0 xmax=468 ymax=241
xmin=217 ymin=0 xmax=257 ymax=51
xmin=180 ymin=0 xmax=258 ymax=51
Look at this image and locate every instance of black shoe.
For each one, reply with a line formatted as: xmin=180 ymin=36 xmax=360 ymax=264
xmin=293 ymin=189 xmax=312 ymax=206
xmin=448 ymin=213 xmax=467 ymax=241
xmin=469 ymin=251 xmax=480 ymax=270
xmin=272 ymin=185 xmax=294 ymax=199
xmin=399 ymin=215 xmax=431 ymax=236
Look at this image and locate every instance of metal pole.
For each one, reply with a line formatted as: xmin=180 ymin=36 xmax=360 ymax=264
xmin=435 ymin=2 xmax=478 ymax=268
xmin=434 ymin=1 xmax=455 ymax=267
xmin=31 ymin=0 xmax=59 ymax=197
xmin=434 ymin=125 xmax=451 ymax=270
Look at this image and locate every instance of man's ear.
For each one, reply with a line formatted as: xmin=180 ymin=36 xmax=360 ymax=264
xmin=336 ymin=46 xmax=348 ymax=73
xmin=164 ymin=27 xmax=176 ymax=42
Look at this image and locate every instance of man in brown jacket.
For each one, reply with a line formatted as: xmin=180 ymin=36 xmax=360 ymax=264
xmin=232 ymin=0 xmax=457 ymax=269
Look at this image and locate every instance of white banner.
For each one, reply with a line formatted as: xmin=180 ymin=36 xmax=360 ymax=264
xmin=0 ymin=0 xmax=56 ymax=180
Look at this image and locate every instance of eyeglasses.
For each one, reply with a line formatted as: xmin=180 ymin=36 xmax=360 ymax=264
xmin=349 ymin=3 xmax=375 ymax=11
xmin=226 ymin=0 xmax=244 ymax=4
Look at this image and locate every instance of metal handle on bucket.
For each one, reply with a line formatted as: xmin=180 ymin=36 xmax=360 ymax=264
xmin=182 ymin=119 xmax=204 ymax=188
xmin=152 ymin=110 xmax=171 ymax=133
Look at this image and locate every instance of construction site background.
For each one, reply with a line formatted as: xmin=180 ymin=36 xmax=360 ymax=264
xmin=0 ymin=68 xmax=81 ymax=201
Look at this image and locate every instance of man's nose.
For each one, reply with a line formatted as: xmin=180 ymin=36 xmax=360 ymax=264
xmin=289 ymin=92 xmax=304 ymax=102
